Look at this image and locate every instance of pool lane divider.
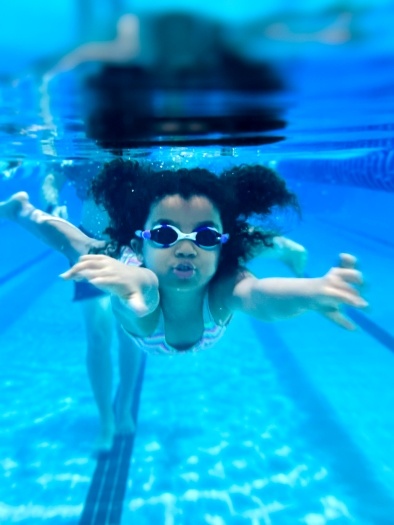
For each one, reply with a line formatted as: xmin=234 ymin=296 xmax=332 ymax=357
xmin=0 ymin=249 xmax=53 ymax=286
xmin=251 ymin=320 xmax=394 ymax=520
xmin=79 ymin=354 xmax=147 ymax=525
xmin=344 ymin=308 xmax=394 ymax=353
xmin=0 ymin=250 xmax=63 ymax=333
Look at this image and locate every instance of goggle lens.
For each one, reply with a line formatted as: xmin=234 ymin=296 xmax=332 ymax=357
xmin=194 ymin=228 xmax=220 ymax=247
xmin=150 ymin=226 xmax=178 ymax=245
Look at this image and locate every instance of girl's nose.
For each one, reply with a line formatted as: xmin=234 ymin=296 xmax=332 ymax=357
xmin=174 ymin=239 xmax=197 ymax=257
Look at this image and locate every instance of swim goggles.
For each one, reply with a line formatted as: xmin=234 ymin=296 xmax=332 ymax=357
xmin=135 ymin=224 xmax=229 ymax=249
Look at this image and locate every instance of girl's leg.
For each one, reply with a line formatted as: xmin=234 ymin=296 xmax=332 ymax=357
xmin=80 ymin=295 xmax=115 ymax=451
xmin=0 ymin=192 xmax=99 ymax=261
xmin=0 ymin=192 xmax=34 ymax=220
xmin=1 ymin=193 xmax=118 ymax=448
xmin=115 ymin=323 xmax=143 ymax=434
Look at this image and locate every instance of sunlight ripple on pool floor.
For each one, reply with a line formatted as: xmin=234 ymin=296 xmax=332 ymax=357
xmin=122 ymin=317 xmax=359 ymax=524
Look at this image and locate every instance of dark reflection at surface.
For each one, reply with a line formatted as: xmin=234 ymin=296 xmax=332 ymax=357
xmin=81 ymin=12 xmax=287 ymax=150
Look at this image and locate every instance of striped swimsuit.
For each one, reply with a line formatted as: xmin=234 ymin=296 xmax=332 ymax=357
xmin=119 ymin=247 xmax=229 ymax=356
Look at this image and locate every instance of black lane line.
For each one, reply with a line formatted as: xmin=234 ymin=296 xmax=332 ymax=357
xmin=0 ymin=249 xmax=53 ymax=286
xmin=93 ymin=435 xmax=133 ymax=525
xmin=79 ymin=354 xmax=147 ymax=525
xmin=345 ymin=307 xmax=394 ymax=353
xmin=79 ymin=456 xmax=110 ymax=525
xmin=107 ymin=435 xmax=134 ymax=525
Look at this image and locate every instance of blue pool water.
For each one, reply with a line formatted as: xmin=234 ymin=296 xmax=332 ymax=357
xmin=1 ymin=2 xmax=394 ymax=525
xmin=1 ymin=178 xmax=394 ymax=524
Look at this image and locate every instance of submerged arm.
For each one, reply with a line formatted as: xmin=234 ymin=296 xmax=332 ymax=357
xmin=227 ymin=254 xmax=367 ymax=330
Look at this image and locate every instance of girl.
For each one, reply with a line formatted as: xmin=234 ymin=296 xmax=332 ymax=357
xmin=0 ymin=159 xmax=366 ymax=448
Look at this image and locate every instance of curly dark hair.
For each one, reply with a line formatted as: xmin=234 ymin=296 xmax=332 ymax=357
xmin=90 ymin=159 xmax=300 ymax=276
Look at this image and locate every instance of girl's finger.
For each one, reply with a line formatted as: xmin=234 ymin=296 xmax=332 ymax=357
xmin=60 ymin=258 xmax=108 ymax=278
xmin=323 ymin=310 xmax=356 ymax=330
xmin=325 ymin=287 xmax=368 ymax=308
xmin=328 ymin=278 xmax=361 ymax=296
xmin=338 ymin=253 xmax=357 ymax=269
xmin=61 ymin=268 xmax=103 ymax=282
xmin=60 ymin=267 xmax=84 ymax=280
xmin=60 ymin=270 xmax=85 ymax=282
xmin=59 ymin=269 xmax=74 ymax=279
xmin=78 ymin=254 xmax=110 ymax=263
xmin=332 ymin=268 xmax=363 ymax=285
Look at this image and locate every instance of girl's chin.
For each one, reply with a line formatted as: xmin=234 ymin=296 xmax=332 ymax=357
xmin=162 ymin=275 xmax=201 ymax=291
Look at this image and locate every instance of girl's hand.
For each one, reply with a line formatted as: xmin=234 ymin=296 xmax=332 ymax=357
xmin=60 ymin=254 xmax=159 ymax=317
xmin=314 ymin=253 xmax=367 ymax=330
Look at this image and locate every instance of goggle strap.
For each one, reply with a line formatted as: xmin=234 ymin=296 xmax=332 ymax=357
xmin=135 ymin=230 xmax=151 ymax=240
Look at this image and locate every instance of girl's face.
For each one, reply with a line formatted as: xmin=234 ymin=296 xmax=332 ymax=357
xmin=138 ymin=194 xmax=223 ymax=291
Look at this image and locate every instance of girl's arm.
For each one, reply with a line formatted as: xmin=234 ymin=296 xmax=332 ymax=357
xmin=61 ymin=255 xmax=160 ymax=331
xmin=225 ymin=253 xmax=367 ymax=330
xmin=0 ymin=192 xmax=103 ymax=262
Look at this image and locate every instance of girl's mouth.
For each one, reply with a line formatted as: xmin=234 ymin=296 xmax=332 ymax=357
xmin=173 ymin=263 xmax=196 ymax=279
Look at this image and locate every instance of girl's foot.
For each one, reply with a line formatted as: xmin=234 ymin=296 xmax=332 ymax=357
xmin=116 ymin=412 xmax=136 ymax=435
xmin=94 ymin=420 xmax=116 ymax=453
xmin=114 ymin=388 xmax=136 ymax=435
xmin=0 ymin=191 xmax=30 ymax=219
xmin=280 ymin=238 xmax=308 ymax=277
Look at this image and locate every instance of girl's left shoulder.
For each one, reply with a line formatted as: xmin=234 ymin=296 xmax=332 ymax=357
xmin=208 ymin=267 xmax=254 ymax=324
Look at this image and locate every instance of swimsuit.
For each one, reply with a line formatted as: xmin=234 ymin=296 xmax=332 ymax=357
xmin=119 ymin=246 xmax=229 ymax=355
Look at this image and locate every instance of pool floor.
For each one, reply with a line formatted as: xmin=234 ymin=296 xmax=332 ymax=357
xmin=1 ymin=218 xmax=394 ymax=524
